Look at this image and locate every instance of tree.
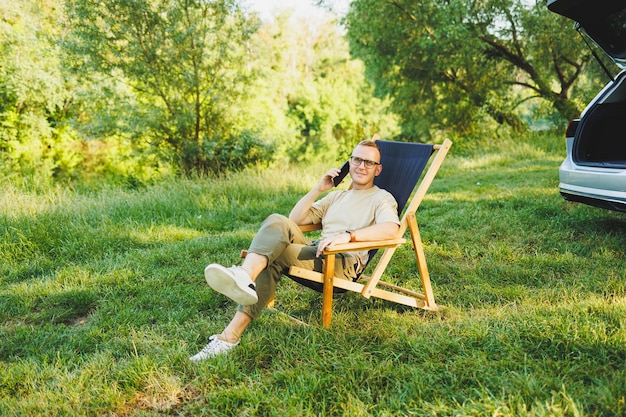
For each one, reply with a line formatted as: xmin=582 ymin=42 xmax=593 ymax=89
xmin=244 ymin=9 xmax=399 ymax=164
xmin=344 ymin=0 xmax=612 ymax=140
xmin=65 ymin=0 xmax=271 ymax=175
xmin=0 ymin=0 xmax=79 ymax=180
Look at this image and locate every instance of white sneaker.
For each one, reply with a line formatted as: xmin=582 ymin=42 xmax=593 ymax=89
xmin=204 ymin=264 xmax=258 ymax=305
xmin=190 ymin=335 xmax=239 ymax=361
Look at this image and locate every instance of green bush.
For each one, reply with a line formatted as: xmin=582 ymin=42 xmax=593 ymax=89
xmin=198 ymin=130 xmax=276 ymax=176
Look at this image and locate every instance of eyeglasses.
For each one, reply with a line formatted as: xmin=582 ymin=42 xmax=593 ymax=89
xmin=350 ymin=156 xmax=381 ymax=169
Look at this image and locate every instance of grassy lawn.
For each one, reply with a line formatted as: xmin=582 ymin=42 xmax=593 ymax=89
xmin=1 ymin=135 xmax=625 ymax=416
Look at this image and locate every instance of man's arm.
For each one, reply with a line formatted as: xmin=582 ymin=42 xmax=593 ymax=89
xmin=348 ymin=221 xmax=400 ymax=242
xmin=288 ymin=168 xmax=341 ymax=225
xmin=315 ymin=221 xmax=400 ymax=257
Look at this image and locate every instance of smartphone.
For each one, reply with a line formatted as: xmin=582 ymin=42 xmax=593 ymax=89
xmin=333 ymin=161 xmax=350 ymax=187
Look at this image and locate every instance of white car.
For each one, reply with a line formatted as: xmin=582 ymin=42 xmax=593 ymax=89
xmin=548 ymin=0 xmax=626 ymax=212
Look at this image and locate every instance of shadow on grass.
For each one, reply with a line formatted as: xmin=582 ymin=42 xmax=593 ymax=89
xmin=0 ymin=289 xmax=99 ymax=325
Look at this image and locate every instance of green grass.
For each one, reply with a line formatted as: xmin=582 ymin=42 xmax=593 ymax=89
xmin=1 ymin=135 xmax=625 ymax=416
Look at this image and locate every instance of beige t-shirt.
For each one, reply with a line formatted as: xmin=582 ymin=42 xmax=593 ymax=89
xmin=307 ymin=186 xmax=400 ymax=268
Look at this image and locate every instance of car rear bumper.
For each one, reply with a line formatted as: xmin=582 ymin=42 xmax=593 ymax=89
xmin=560 ymin=189 xmax=626 ymax=212
xmin=559 ymin=157 xmax=626 ymax=212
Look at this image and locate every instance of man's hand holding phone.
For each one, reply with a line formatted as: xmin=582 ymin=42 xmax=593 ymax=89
xmin=332 ymin=161 xmax=350 ymax=187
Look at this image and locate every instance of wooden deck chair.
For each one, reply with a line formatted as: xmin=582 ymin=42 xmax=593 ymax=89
xmin=287 ymin=138 xmax=452 ymax=327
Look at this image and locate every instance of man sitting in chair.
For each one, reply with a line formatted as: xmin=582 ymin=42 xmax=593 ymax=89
xmin=190 ymin=139 xmax=401 ymax=361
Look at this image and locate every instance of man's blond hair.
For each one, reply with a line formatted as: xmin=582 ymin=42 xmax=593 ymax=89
xmin=356 ymin=140 xmax=381 ymax=160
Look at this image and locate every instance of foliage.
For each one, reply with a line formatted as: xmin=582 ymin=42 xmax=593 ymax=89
xmin=0 ymin=0 xmax=79 ymax=183
xmin=344 ymin=0 xmax=615 ymax=140
xmin=1 ymin=134 xmax=625 ymax=415
xmin=5 ymin=0 xmax=620 ymax=184
xmin=243 ymin=10 xmax=400 ymax=164
xmin=64 ymin=0 xmax=271 ymax=175
xmin=1 ymin=0 xmax=399 ymax=183
xmin=0 ymin=0 xmax=171 ymax=185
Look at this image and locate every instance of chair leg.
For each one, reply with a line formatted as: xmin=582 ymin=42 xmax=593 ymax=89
xmin=407 ymin=213 xmax=436 ymax=308
xmin=322 ymin=254 xmax=336 ymax=328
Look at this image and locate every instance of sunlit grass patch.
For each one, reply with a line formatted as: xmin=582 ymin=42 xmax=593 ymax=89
xmin=1 ymin=135 xmax=625 ymax=416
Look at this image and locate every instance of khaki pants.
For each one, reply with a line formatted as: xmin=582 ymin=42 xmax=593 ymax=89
xmin=237 ymin=214 xmax=358 ymax=320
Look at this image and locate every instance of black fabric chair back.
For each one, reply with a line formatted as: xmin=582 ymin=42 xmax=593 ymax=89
xmin=374 ymin=140 xmax=435 ymax=215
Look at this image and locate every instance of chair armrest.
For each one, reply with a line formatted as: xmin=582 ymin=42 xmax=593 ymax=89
xmin=322 ymin=238 xmax=406 ymax=254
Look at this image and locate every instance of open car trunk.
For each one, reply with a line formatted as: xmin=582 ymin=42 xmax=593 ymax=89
xmin=549 ymin=0 xmax=626 ymax=169
xmin=548 ymin=0 xmax=626 ymax=68
xmin=573 ymin=71 xmax=626 ymax=168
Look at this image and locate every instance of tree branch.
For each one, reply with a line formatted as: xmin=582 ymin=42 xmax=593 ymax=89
xmin=388 ymin=0 xmax=435 ymax=36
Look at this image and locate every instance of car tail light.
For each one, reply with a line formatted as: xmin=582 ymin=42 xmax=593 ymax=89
xmin=565 ymin=119 xmax=580 ymax=138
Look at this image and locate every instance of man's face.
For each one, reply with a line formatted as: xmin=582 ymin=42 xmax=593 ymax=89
xmin=349 ymin=144 xmax=382 ymax=188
